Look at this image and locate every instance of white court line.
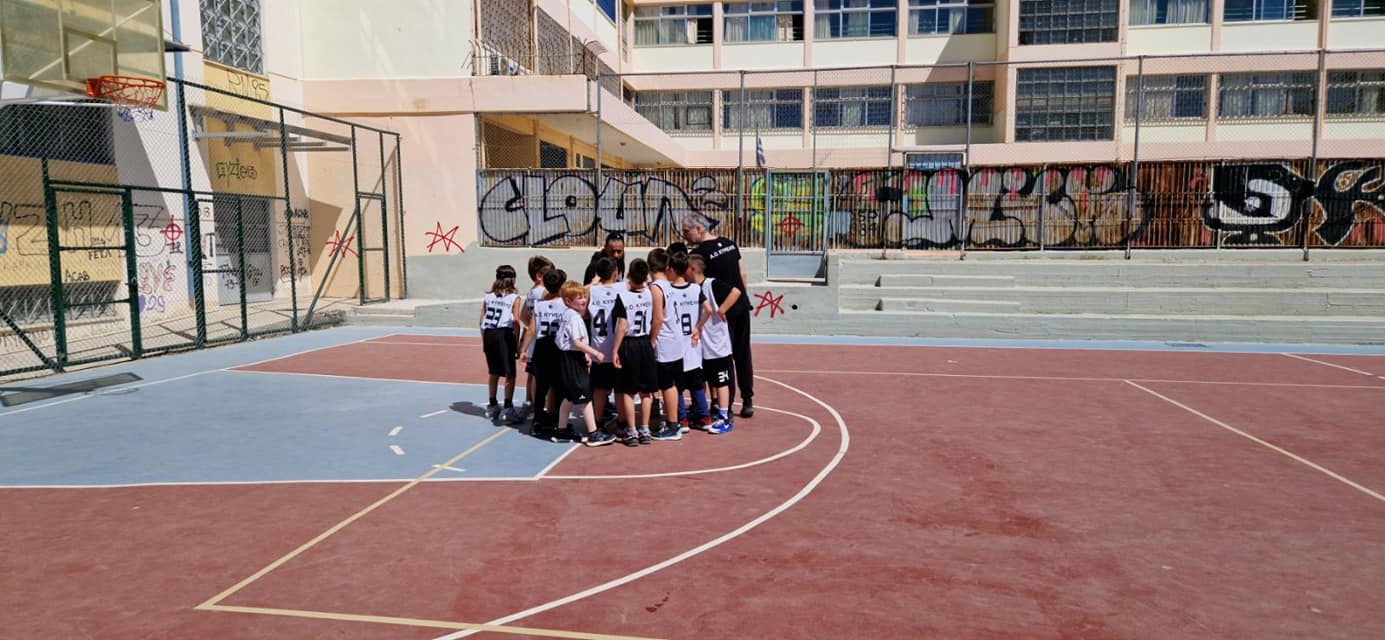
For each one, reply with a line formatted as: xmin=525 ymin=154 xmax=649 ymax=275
xmin=388 ymin=426 xmax=403 ymax=437
xmin=756 ymin=367 xmax=1385 ymax=390
xmin=0 ymin=335 xmax=382 ymax=420
xmin=1125 ymin=380 xmax=1384 ymax=504
xmin=432 ymin=465 xmax=466 ymax=473
xmin=532 ymin=442 xmax=582 ymax=479
xmin=358 ymin=341 xmax=479 ymax=348
xmin=0 ymin=476 xmax=541 ymax=490
xmin=420 ymin=410 xmax=449 ymax=419
xmin=389 ymin=445 xmax=405 ymax=456
xmin=226 ymin=368 xmax=475 ymax=387
xmin=544 ymin=406 xmax=819 ymax=480
xmin=437 ymin=374 xmax=851 ymax=640
xmin=1281 ymin=353 xmax=1378 ymax=377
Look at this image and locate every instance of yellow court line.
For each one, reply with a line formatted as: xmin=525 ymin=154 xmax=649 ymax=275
xmin=201 ymin=604 xmax=664 ymax=640
xmin=196 ymin=428 xmax=511 ymax=609
xmin=1124 ymin=380 xmax=1385 ymax=504
xmin=755 ymin=368 xmax=1385 ymax=390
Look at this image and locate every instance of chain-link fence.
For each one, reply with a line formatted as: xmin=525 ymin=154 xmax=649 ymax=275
xmin=474 ymin=48 xmax=1385 ymax=256
xmin=0 ymin=79 xmax=405 ymax=380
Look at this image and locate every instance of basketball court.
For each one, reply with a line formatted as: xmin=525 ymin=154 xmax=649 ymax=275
xmin=2 ymin=326 xmax=1383 ymax=639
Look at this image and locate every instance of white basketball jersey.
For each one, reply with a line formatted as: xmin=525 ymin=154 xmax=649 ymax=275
xmin=699 ymin=278 xmax=733 ymax=360
xmin=555 ymin=308 xmax=590 ymax=352
xmin=588 ymin=281 xmax=625 ymax=359
xmin=481 ymin=292 xmax=518 ymax=330
xmin=614 ymin=287 xmax=653 ymax=337
xmin=532 ymin=298 xmax=566 ymax=339
xmin=655 ymin=280 xmax=702 ymax=363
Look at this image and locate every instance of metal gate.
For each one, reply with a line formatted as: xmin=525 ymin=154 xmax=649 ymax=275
xmin=763 ymin=171 xmax=828 ymax=280
xmin=44 ymin=183 xmax=138 ymax=367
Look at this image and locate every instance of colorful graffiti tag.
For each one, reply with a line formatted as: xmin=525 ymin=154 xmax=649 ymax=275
xmin=477 ymin=161 xmax=1385 ymax=249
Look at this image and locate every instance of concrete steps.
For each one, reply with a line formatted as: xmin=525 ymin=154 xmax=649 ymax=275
xmin=841 ymin=284 xmax=1385 ymax=316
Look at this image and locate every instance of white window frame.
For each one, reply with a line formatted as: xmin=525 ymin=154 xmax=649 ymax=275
xmin=724 ymin=1 xmax=805 ymax=42
xmin=813 ymin=86 xmax=893 ymax=128
xmin=814 ymin=0 xmax=900 ymax=40
xmin=1217 ymin=72 xmax=1316 ymax=119
xmin=633 ymin=5 xmax=714 ymax=46
xmin=904 ymin=82 xmax=994 ymax=126
xmin=1124 ymin=74 xmax=1208 ymax=122
xmin=1129 ymin=0 xmax=1210 ymax=24
xmin=722 ymin=88 xmax=805 ymax=130
xmin=1325 ymin=70 xmax=1385 ymax=117
xmin=635 ymin=91 xmax=716 ymax=133
xmin=1223 ymin=0 xmax=1312 ymax=21
xmin=907 ymin=0 xmax=993 ymax=35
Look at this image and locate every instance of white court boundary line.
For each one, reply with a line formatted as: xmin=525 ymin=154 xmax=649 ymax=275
xmin=542 ymin=406 xmax=820 ymax=480
xmin=1280 ymin=352 xmax=1378 ymax=377
xmin=756 ymin=367 xmax=1385 ymax=390
xmin=1125 ymin=380 xmax=1384 ymax=504
xmin=0 ymin=335 xmax=383 ymax=419
xmin=436 ymin=374 xmax=851 ymax=640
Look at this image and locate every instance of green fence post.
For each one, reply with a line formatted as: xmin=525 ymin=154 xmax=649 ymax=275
xmin=236 ymin=197 xmax=248 ymax=340
xmin=278 ymin=107 xmax=299 ymax=331
xmin=122 ymin=188 xmax=143 ymax=358
xmin=42 ymin=161 xmax=68 ymax=368
xmin=350 ymin=127 xmax=366 ymax=304
xmin=177 ymin=80 xmax=207 ymax=347
xmin=378 ymin=130 xmax=391 ymax=302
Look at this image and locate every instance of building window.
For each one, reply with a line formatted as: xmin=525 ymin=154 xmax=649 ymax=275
xmin=598 ymin=0 xmax=617 ymax=21
xmin=539 ymin=141 xmax=568 ymax=168
xmin=1125 ymin=75 xmax=1208 ymax=121
xmin=814 ymin=86 xmax=892 ymax=128
xmin=722 ymin=89 xmax=804 ymax=130
xmin=200 ymin=0 xmax=263 ymax=73
xmin=635 ymin=91 xmax=715 ymax=132
xmin=908 ymin=0 xmax=993 ymax=34
xmin=1218 ymin=72 xmax=1315 ymax=119
xmin=814 ymin=0 xmax=899 ymax=39
xmin=1130 ymin=0 xmax=1210 ymax=24
xmin=725 ymin=1 xmax=805 ymax=42
xmin=904 ymin=82 xmax=993 ymax=126
xmin=633 ymin=5 xmax=714 ymax=46
xmin=1331 ymin=0 xmax=1385 ymax=16
xmin=1223 ymin=0 xmax=1313 ymax=20
xmin=1015 ymin=66 xmax=1116 ymax=141
xmin=1326 ymin=70 xmax=1385 ymax=116
xmin=1018 ymin=0 xmax=1119 ymax=44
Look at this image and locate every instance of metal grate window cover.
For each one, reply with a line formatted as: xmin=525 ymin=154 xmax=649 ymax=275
xmin=201 ymin=0 xmax=264 ymax=74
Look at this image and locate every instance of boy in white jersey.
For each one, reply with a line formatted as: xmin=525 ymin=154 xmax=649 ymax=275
xmin=585 ymin=257 xmax=624 ymax=430
xmin=668 ymin=249 xmax=712 ymax=433
xmin=518 ymin=256 xmax=554 ymax=417
xmin=479 ymin=265 xmax=524 ymax=424
xmin=554 ymin=281 xmax=616 ymax=446
xmin=648 ymin=249 xmax=704 ymax=441
xmin=688 ymin=254 xmax=740 ymax=434
xmin=610 ymin=259 xmax=658 ymax=446
xmin=518 ymin=269 xmax=566 ymax=440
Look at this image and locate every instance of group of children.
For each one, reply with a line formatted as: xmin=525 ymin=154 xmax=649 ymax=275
xmin=480 ymin=246 xmax=744 ymax=447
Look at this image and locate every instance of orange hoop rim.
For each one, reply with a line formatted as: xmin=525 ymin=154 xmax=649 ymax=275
xmin=85 ymin=74 xmax=166 ymax=108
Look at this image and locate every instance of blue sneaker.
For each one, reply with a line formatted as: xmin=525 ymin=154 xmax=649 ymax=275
xmin=707 ymin=418 xmax=734 ymax=435
xmin=485 ymin=403 xmax=501 ymax=421
xmin=583 ymin=430 xmax=617 ymax=447
xmin=501 ymin=407 xmax=522 ymax=424
xmin=651 ymin=423 xmax=683 ymax=441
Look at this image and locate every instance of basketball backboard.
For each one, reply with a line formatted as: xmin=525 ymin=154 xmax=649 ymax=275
xmin=0 ymin=0 xmax=166 ymax=109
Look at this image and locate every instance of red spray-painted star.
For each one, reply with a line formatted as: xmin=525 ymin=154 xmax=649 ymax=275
xmin=425 ymin=221 xmax=464 ymax=253
xmin=324 ymin=229 xmax=357 ymax=258
xmin=752 ymin=290 xmax=786 ymax=319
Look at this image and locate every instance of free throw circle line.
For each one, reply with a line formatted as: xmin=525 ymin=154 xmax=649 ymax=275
xmin=434 ymin=374 xmax=851 ymax=640
xmin=542 ymin=405 xmax=820 ymax=480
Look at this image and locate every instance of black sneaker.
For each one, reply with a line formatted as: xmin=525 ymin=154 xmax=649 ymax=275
xmin=637 ymin=426 xmax=653 ymax=445
xmin=651 ymin=423 xmax=683 ymax=441
xmin=739 ymin=399 xmax=754 ymax=418
xmin=621 ymin=431 xmax=640 ymax=447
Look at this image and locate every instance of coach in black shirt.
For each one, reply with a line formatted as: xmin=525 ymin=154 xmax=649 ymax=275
xmin=583 ymin=231 xmax=626 ymax=285
xmin=681 ymin=214 xmax=754 ymax=418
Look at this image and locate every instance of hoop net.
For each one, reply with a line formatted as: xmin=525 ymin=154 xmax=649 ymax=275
xmin=85 ymin=74 xmax=165 ymax=108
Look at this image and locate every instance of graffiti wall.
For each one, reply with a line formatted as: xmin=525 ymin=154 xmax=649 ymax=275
xmin=477 ymin=160 xmax=1385 ymax=250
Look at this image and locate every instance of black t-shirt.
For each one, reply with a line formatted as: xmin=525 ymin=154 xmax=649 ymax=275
xmin=694 ymin=237 xmax=748 ymax=313
xmin=582 ymin=251 xmax=626 ymax=285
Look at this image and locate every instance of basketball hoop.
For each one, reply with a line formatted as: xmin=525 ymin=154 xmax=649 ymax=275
xmin=85 ymin=74 xmax=165 ymax=108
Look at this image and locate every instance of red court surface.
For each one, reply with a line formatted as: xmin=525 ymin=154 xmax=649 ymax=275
xmin=4 ymin=334 xmax=1384 ymax=639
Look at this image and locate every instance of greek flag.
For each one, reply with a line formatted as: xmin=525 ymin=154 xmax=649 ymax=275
xmin=755 ymin=134 xmax=766 ymax=168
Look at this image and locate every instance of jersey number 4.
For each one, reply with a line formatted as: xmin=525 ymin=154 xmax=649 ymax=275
xmin=592 ymin=308 xmax=608 ymax=338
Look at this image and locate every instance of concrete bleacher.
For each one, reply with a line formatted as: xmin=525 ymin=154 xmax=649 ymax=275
xmin=357 ymin=246 xmax=1385 ymax=345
